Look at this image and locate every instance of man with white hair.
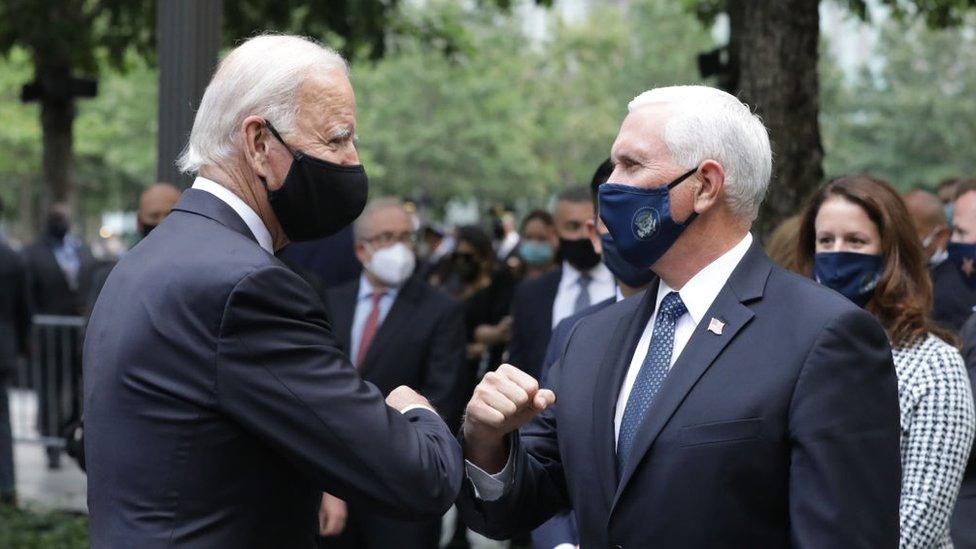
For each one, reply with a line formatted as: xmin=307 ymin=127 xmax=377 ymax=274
xmin=83 ymin=35 xmax=462 ymax=548
xmin=456 ymin=86 xmax=901 ymax=547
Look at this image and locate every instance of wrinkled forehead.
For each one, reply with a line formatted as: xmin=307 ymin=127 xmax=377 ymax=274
xmin=612 ymin=104 xmax=672 ymax=162
xmin=294 ymin=69 xmax=356 ymax=123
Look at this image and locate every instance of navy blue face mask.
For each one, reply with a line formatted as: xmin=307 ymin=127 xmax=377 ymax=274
xmin=813 ymin=252 xmax=883 ymax=307
xmin=947 ymin=242 xmax=976 ymax=286
xmin=599 ymin=233 xmax=656 ymax=288
xmin=598 ymin=167 xmax=698 ymax=270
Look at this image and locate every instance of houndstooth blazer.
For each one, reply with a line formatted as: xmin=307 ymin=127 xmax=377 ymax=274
xmin=893 ymin=333 xmax=976 ymax=549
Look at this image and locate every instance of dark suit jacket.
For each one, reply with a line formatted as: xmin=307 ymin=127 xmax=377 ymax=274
xmin=533 ymin=294 xmax=622 ymax=549
xmin=83 ymin=189 xmax=462 ymax=549
xmin=932 ymin=260 xmax=976 ymax=333
xmin=954 ymin=314 xmax=976 ymax=547
xmin=459 ymin=241 xmax=901 ymax=548
xmin=326 ymin=275 xmax=466 ymax=430
xmin=507 ymin=269 xmax=561 ymax=379
xmin=0 ymin=238 xmax=30 ymax=375
xmin=22 ymin=235 xmax=96 ymax=316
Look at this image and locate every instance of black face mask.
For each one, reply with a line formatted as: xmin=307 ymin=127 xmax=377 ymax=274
xmin=140 ymin=224 xmax=157 ymax=238
xmin=46 ymin=215 xmax=69 ymax=241
xmin=452 ymin=253 xmax=481 ymax=283
xmin=559 ymin=237 xmax=601 ymax=271
xmin=261 ymin=121 xmax=368 ymax=242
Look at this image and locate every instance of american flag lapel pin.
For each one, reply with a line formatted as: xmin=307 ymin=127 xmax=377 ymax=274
xmin=708 ymin=317 xmax=725 ymax=336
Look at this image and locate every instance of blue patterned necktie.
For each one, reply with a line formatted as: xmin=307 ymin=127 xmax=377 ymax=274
xmin=616 ymin=291 xmax=687 ymax=473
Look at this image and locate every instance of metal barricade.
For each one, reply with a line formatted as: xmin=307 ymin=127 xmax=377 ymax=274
xmin=11 ymin=315 xmax=86 ymax=450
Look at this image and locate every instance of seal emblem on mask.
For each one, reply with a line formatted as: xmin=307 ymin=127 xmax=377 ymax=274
xmin=632 ymin=206 xmax=660 ymax=241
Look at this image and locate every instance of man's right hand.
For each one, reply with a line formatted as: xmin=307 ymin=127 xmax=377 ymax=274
xmin=462 ymin=364 xmax=555 ymax=473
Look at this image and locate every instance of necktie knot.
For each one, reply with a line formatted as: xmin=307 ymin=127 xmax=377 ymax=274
xmin=578 ymin=274 xmax=592 ymax=288
xmin=659 ymin=291 xmax=686 ymax=323
xmin=370 ymin=291 xmax=385 ymax=305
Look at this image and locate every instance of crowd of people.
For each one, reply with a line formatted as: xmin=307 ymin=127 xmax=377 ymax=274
xmin=0 ymin=33 xmax=975 ymax=549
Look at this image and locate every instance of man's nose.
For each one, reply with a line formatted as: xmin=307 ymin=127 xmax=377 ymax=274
xmin=339 ymin=143 xmax=360 ymax=166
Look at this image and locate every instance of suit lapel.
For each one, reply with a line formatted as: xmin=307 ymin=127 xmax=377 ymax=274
xmin=541 ymin=269 xmax=561 ymax=333
xmin=360 ymin=277 xmax=421 ymax=377
xmin=592 ymin=284 xmax=659 ymax=507
xmin=609 ymin=240 xmax=771 ymax=514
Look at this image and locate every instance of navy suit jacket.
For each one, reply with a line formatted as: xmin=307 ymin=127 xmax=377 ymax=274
xmin=954 ymin=314 xmax=976 ymax=547
xmin=533 ymin=295 xmax=618 ymax=549
xmin=932 ymin=260 xmax=976 ymax=333
xmin=508 ymin=269 xmax=561 ymax=379
xmin=459 ymin=241 xmax=901 ymax=548
xmin=83 ymin=189 xmax=462 ymax=548
xmin=326 ymin=275 xmax=466 ymax=431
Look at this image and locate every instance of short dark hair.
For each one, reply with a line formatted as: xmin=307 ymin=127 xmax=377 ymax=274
xmin=953 ymin=178 xmax=976 ymax=202
xmin=589 ymin=158 xmax=613 ymax=210
xmin=520 ymin=209 xmax=554 ymax=233
xmin=555 ymin=186 xmax=591 ymax=205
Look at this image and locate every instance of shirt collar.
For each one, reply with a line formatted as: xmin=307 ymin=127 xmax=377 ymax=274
xmin=357 ymin=272 xmax=399 ymax=302
xmin=191 ymin=176 xmax=274 ymax=254
xmin=655 ymin=233 xmax=754 ymax=324
xmin=560 ymin=260 xmax=614 ymax=290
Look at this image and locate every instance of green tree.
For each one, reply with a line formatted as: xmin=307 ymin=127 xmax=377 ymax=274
xmin=354 ymin=0 xmax=709 ymax=208
xmin=821 ymin=16 xmax=976 ymax=188
xmin=687 ymin=0 xmax=976 ymax=237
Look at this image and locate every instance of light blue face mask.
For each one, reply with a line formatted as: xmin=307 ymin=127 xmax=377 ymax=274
xmin=518 ymin=240 xmax=554 ymax=266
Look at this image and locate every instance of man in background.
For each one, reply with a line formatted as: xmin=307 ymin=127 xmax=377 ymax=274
xmin=933 ymin=179 xmax=976 ymax=332
xmin=0 ymin=197 xmax=31 ymax=504
xmin=322 ymin=197 xmax=465 ymax=548
xmin=904 ymin=189 xmax=950 ymax=266
xmin=22 ymin=202 xmax=96 ymax=469
xmin=507 ymin=187 xmax=615 ymax=379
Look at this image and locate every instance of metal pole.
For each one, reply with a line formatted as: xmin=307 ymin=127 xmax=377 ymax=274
xmin=156 ymin=0 xmax=223 ymax=187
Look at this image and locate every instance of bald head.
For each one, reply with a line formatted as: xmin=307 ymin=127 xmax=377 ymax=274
xmin=139 ymin=183 xmax=181 ymax=234
xmin=904 ymin=190 xmax=946 ymax=235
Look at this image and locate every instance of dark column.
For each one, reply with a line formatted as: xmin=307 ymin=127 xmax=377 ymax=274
xmin=156 ymin=0 xmax=223 ymax=187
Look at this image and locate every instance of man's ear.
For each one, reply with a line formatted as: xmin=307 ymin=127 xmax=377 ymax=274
xmin=586 ymin=218 xmax=602 ymax=254
xmin=693 ymin=159 xmax=726 ymax=214
xmin=242 ymin=115 xmax=274 ymax=181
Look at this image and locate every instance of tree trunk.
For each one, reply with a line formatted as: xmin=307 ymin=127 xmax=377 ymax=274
xmin=728 ymin=0 xmax=823 ymax=240
xmin=37 ymin=62 xmax=76 ymax=209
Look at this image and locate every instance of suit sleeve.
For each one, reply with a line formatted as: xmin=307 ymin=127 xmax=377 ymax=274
xmin=420 ymin=299 xmax=467 ymax=430
xmin=215 ymin=265 xmax=463 ymax=519
xmin=788 ymin=307 xmax=901 ymax=548
xmin=457 ymin=321 xmax=576 ymax=540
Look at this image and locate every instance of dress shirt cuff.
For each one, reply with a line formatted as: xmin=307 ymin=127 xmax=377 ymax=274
xmin=400 ymin=404 xmax=438 ymax=415
xmin=553 ymin=545 xmax=576 ymax=549
xmin=464 ymin=436 xmax=515 ymax=501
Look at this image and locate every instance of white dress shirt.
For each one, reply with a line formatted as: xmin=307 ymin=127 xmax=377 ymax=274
xmin=612 ymin=233 xmax=752 ymax=442
xmin=467 ymin=233 xmax=754 ymax=501
xmin=192 ymin=176 xmax=274 ymax=254
xmin=551 ymin=261 xmax=616 ymax=328
xmin=350 ymin=273 xmax=400 ymax=365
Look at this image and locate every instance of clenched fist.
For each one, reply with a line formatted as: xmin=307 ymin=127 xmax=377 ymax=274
xmin=462 ymin=364 xmax=555 ymax=473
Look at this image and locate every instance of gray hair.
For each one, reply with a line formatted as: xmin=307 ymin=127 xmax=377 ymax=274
xmin=177 ymin=34 xmax=348 ymax=174
xmin=628 ymin=86 xmax=772 ymax=221
xmin=353 ymin=197 xmax=406 ymax=242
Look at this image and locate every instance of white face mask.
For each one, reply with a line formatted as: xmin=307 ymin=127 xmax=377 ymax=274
xmin=365 ymin=242 xmax=416 ymax=287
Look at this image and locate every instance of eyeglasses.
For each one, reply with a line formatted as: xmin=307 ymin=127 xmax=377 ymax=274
xmin=364 ymin=231 xmax=416 ymax=247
